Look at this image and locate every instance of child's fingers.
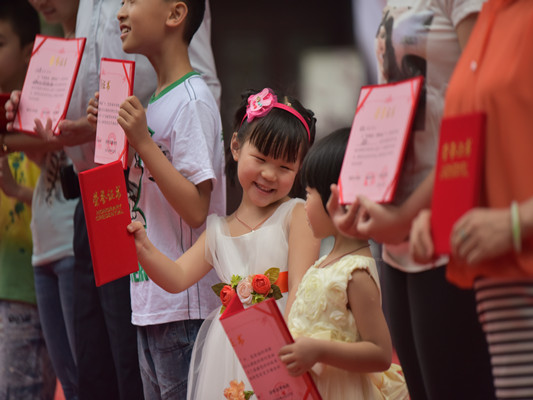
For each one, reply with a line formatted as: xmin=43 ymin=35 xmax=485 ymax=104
xmin=127 ymin=221 xmax=144 ymax=233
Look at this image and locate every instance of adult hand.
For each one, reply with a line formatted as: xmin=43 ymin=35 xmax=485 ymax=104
xmin=326 ymin=184 xmax=362 ymax=238
xmin=451 ymin=207 xmax=512 ymax=264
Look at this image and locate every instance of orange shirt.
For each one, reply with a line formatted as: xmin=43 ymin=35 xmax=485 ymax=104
xmin=443 ymin=0 xmax=533 ymax=288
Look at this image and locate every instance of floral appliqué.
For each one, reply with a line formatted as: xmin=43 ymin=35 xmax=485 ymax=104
xmin=224 ymin=380 xmax=254 ymax=400
xmin=246 ymin=88 xmax=277 ymax=123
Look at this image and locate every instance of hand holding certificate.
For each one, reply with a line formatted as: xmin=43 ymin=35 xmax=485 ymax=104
xmin=94 ymin=58 xmax=135 ymax=168
xmin=338 ymin=76 xmax=423 ymax=204
xmin=13 ymin=35 xmax=85 ymax=135
xmin=220 ymin=297 xmax=322 ymax=400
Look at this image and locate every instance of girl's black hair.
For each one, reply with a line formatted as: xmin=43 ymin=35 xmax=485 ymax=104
xmin=300 ymin=127 xmax=351 ymax=210
xmin=0 ymin=1 xmax=40 ymax=48
xmin=225 ymin=88 xmax=317 ymax=195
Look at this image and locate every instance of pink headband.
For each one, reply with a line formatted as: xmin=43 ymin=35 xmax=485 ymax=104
xmin=241 ymin=88 xmax=311 ymax=142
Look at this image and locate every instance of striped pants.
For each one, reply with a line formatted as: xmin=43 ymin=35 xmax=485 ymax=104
xmin=475 ymin=278 xmax=533 ymax=399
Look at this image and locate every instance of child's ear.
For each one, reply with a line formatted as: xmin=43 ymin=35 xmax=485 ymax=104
xmin=230 ymin=132 xmax=240 ymax=161
xmin=167 ymin=1 xmax=187 ymax=28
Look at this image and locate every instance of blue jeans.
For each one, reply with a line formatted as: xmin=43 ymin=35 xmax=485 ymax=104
xmin=34 ymin=256 xmax=78 ymax=400
xmin=0 ymin=300 xmax=56 ymax=399
xmin=137 ymin=320 xmax=204 ymax=400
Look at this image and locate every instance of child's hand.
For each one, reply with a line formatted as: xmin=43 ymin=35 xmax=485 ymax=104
xmin=86 ymin=92 xmax=100 ymax=128
xmin=278 ymin=337 xmax=319 ymax=376
xmin=127 ymin=221 xmax=150 ymax=255
xmin=409 ymin=209 xmax=435 ymax=263
xmin=118 ymin=95 xmax=150 ymax=151
xmin=5 ymin=90 xmax=21 ymax=132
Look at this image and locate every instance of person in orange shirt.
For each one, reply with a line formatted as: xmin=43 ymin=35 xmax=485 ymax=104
xmin=409 ymin=0 xmax=533 ymax=398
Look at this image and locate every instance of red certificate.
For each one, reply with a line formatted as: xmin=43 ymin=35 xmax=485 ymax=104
xmin=13 ymin=35 xmax=86 ymax=135
xmin=220 ymin=297 xmax=322 ymax=400
xmin=338 ymin=76 xmax=423 ymax=204
xmin=78 ymin=160 xmax=139 ymax=286
xmin=94 ymin=58 xmax=135 ymax=168
xmin=431 ymin=112 xmax=486 ymax=255
xmin=0 ymin=93 xmax=10 ymax=131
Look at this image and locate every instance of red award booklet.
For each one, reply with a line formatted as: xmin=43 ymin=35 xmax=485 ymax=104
xmin=94 ymin=58 xmax=135 ymax=168
xmin=338 ymin=76 xmax=423 ymax=204
xmin=13 ymin=35 xmax=86 ymax=135
xmin=220 ymin=297 xmax=322 ymax=400
xmin=78 ymin=160 xmax=139 ymax=286
xmin=430 ymin=112 xmax=486 ymax=255
xmin=0 ymin=93 xmax=10 ymax=131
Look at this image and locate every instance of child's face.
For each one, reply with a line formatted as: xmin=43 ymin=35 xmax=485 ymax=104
xmin=304 ymin=187 xmax=334 ymax=239
xmin=232 ymin=136 xmax=301 ymax=208
xmin=29 ymin=0 xmax=78 ymax=27
xmin=117 ymin=0 xmax=173 ymax=55
xmin=0 ymin=20 xmax=30 ymax=92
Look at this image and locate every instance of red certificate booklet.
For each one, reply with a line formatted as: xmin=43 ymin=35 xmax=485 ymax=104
xmin=13 ymin=35 xmax=86 ymax=135
xmin=78 ymin=160 xmax=139 ymax=286
xmin=94 ymin=58 xmax=135 ymax=168
xmin=220 ymin=297 xmax=322 ymax=400
xmin=0 ymin=93 xmax=10 ymax=131
xmin=431 ymin=112 xmax=486 ymax=255
xmin=338 ymin=76 xmax=423 ymax=204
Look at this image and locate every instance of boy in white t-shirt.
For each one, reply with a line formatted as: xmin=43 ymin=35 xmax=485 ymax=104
xmin=89 ymin=0 xmax=225 ymax=397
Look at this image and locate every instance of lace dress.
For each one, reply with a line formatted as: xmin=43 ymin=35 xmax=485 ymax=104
xmin=288 ymin=254 xmax=409 ymax=399
xmin=187 ymin=199 xmax=301 ymax=399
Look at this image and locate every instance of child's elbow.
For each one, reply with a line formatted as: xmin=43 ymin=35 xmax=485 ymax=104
xmin=186 ymin=210 xmax=209 ymax=229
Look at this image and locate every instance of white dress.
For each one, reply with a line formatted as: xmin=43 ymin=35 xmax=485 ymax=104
xmin=187 ymin=199 xmax=300 ymax=399
xmin=288 ymin=254 xmax=409 ymax=399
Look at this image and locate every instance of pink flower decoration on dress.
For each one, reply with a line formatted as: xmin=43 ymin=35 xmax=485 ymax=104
xmin=246 ymin=88 xmax=277 ymax=123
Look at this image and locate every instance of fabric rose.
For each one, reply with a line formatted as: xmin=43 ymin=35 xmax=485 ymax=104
xmin=220 ymin=285 xmax=236 ymax=307
xmin=246 ymin=88 xmax=277 ymax=122
xmin=252 ymin=274 xmax=271 ymax=295
xmin=236 ymin=276 xmax=253 ymax=305
xmin=224 ymin=380 xmax=246 ymax=400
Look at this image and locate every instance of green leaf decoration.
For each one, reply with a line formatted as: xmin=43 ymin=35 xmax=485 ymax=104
xmin=219 ymin=305 xmax=226 ymax=314
xmin=244 ymin=390 xmax=255 ymax=399
xmin=270 ymin=284 xmax=283 ymax=300
xmin=211 ymin=282 xmax=226 ymax=297
xmin=264 ymin=267 xmax=280 ymax=284
xmin=230 ymin=275 xmax=243 ymax=288
xmin=252 ymin=293 xmax=265 ymax=304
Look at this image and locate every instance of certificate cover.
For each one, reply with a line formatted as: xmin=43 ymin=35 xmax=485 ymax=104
xmin=78 ymin=160 xmax=139 ymax=286
xmin=0 ymin=93 xmax=10 ymax=131
xmin=94 ymin=58 xmax=135 ymax=168
xmin=338 ymin=76 xmax=424 ymax=204
xmin=220 ymin=297 xmax=322 ymax=400
xmin=431 ymin=112 xmax=486 ymax=255
xmin=13 ymin=35 xmax=86 ymax=135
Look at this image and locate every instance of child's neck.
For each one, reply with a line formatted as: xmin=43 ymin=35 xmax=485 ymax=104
xmin=320 ymin=233 xmax=370 ymax=267
xmin=148 ymin=41 xmax=193 ymax=96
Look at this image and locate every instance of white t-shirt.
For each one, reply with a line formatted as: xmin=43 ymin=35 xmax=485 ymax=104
xmin=128 ymin=73 xmax=225 ymax=326
xmin=377 ymin=0 xmax=483 ymax=273
xmin=30 ymin=151 xmax=77 ymax=266
xmin=65 ymin=0 xmax=220 ymax=172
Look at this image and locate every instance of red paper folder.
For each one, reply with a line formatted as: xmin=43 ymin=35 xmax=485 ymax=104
xmin=338 ymin=76 xmax=423 ymax=204
xmin=94 ymin=58 xmax=135 ymax=168
xmin=13 ymin=35 xmax=86 ymax=135
xmin=0 ymin=93 xmax=10 ymax=131
xmin=78 ymin=160 xmax=139 ymax=286
xmin=430 ymin=112 xmax=486 ymax=254
xmin=220 ymin=297 xmax=322 ymax=400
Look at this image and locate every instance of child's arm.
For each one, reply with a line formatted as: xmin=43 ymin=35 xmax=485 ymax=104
xmin=279 ymin=269 xmax=392 ymax=375
xmin=118 ymin=96 xmax=212 ymax=228
xmin=0 ymin=156 xmax=33 ymax=205
xmin=285 ymin=202 xmax=321 ymax=315
xmin=127 ymin=221 xmax=213 ymax=293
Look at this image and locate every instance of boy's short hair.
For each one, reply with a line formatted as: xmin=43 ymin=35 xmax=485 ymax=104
xmin=0 ymin=0 xmax=40 ymax=48
xmin=180 ymin=0 xmax=205 ymax=44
